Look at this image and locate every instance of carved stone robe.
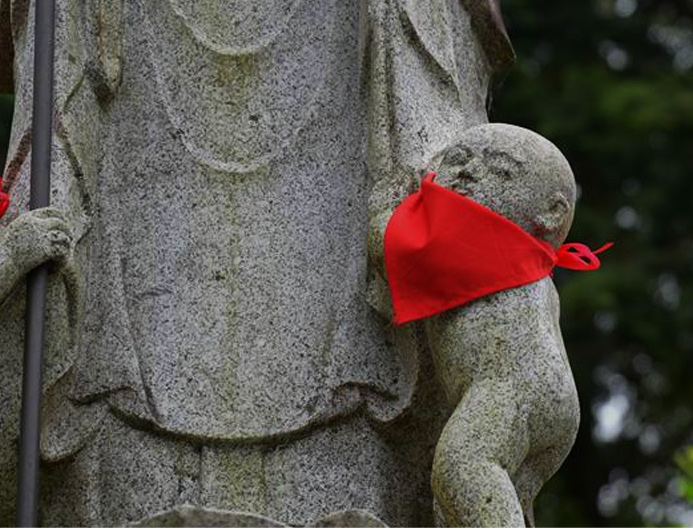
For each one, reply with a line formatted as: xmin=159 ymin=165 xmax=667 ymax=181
xmin=0 ymin=0 xmax=512 ymax=525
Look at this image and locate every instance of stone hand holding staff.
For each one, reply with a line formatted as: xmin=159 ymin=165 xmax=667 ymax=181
xmin=0 ymin=208 xmax=73 ymax=304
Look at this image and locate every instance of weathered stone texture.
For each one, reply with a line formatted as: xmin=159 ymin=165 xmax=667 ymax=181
xmin=0 ymin=0 xmax=517 ymax=526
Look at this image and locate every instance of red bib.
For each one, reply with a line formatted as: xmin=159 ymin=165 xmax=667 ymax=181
xmin=384 ymin=173 xmax=611 ymax=325
xmin=0 ymin=178 xmax=9 ymax=220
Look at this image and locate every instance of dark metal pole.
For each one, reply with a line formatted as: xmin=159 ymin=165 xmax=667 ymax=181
xmin=17 ymin=0 xmax=55 ymax=526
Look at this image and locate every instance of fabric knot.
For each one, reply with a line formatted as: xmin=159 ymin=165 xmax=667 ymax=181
xmin=556 ymin=242 xmax=613 ymax=271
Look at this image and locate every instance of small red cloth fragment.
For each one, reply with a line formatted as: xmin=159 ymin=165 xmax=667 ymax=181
xmin=0 ymin=178 xmax=9 ymax=220
xmin=384 ymin=173 xmax=611 ymax=325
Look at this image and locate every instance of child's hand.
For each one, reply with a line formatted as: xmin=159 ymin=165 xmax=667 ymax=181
xmin=3 ymin=208 xmax=73 ymax=274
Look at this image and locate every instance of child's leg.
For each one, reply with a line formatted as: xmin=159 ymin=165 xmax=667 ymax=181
xmin=431 ymin=379 xmax=529 ymax=527
xmin=512 ymin=440 xmax=576 ymax=526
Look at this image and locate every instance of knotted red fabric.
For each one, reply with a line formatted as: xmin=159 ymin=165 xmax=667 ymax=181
xmin=0 ymin=178 xmax=9 ymax=220
xmin=384 ymin=173 xmax=611 ymax=325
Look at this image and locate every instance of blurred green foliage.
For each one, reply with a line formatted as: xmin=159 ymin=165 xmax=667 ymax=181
xmin=675 ymin=447 xmax=693 ymax=502
xmin=0 ymin=93 xmax=12 ymax=172
xmin=492 ymin=0 xmax=693 ymax=526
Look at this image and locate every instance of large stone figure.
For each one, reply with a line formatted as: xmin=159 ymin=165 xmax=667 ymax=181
xmin=0 ymin=0 xmax=514 ymax=526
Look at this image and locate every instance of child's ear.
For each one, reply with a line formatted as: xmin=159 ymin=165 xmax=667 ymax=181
xmin=533 ymin=192 xmax=571 ymax=241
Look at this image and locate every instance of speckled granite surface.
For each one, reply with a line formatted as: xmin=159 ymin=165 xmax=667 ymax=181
xmin=0 ymin=0 xmax=518 ymax=526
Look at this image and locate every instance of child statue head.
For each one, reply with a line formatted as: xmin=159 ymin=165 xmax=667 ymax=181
xmin=432 ymin=123 xmax=577 ymax=249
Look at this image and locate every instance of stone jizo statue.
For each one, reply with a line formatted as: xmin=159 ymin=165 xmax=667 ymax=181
xmin=428 ymin=124 xmax=579 ymax=527
xmin=369 ymin=123 xmax=580 ymax=527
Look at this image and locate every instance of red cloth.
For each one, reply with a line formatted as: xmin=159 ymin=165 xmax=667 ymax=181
xmin=384 ymin=173 xmax=611 ymax=325
xmin=0 ymin=178 xmax=8 ymax=220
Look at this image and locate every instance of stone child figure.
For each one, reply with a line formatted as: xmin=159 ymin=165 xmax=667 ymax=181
xmin=425 ymin=124 xmax=580 ymax=527
xmin=370 ymin=123 xmax=581 ymax=527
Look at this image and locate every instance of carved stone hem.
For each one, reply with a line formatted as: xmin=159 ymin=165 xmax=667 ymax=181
xmin=130 ymin=505 xmax=388 ymax=528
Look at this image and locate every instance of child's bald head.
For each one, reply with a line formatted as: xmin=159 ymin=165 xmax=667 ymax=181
xmin=432 ymin=124 xmax=577 ymax=248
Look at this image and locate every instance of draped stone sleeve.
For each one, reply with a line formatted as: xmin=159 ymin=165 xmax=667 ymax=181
xmin=365 ymin=0 xmax=514 ymax=318
xmin=0 ymin=0 xmax=121 ymax=467
xmin=0 ymin=0 xmax=120 ymax=520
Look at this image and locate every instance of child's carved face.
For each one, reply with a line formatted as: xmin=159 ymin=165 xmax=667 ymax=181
xmin=433 ymin=123 xmax=577 ymax=248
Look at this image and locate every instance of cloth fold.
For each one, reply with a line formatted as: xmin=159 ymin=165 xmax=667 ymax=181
xmin=384 ymin=173 xmax=611 ymax=325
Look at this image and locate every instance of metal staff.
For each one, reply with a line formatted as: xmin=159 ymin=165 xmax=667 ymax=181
xmin=17 ymin=0 xmax=56 ymax=526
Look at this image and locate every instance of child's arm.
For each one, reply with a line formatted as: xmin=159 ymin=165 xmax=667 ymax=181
xmin=0 ymin=208 xmax=73 ymax=303
xmin=368 ymin=172 xmax=422 ymax=279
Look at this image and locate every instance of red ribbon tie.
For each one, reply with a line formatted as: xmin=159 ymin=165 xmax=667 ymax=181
xmin=556 ymin=242 xmax=613 ymax=271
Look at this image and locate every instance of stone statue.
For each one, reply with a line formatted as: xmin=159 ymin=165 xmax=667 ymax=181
xmin=368 ymin=123 xmax=579 ymax=527
xmin=0 ymin=0 xmax=519 ymax=526
xmin=428 ymin=124 xmax=579 ymax=527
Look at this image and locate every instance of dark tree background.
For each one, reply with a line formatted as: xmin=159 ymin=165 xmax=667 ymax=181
xmin=492 ymin=0 xmax=693 ymax=526
xmin=0 ymin=93 xmax=11 ymax=173
xmin=1 ymin=0 xmax=692 ymax=526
